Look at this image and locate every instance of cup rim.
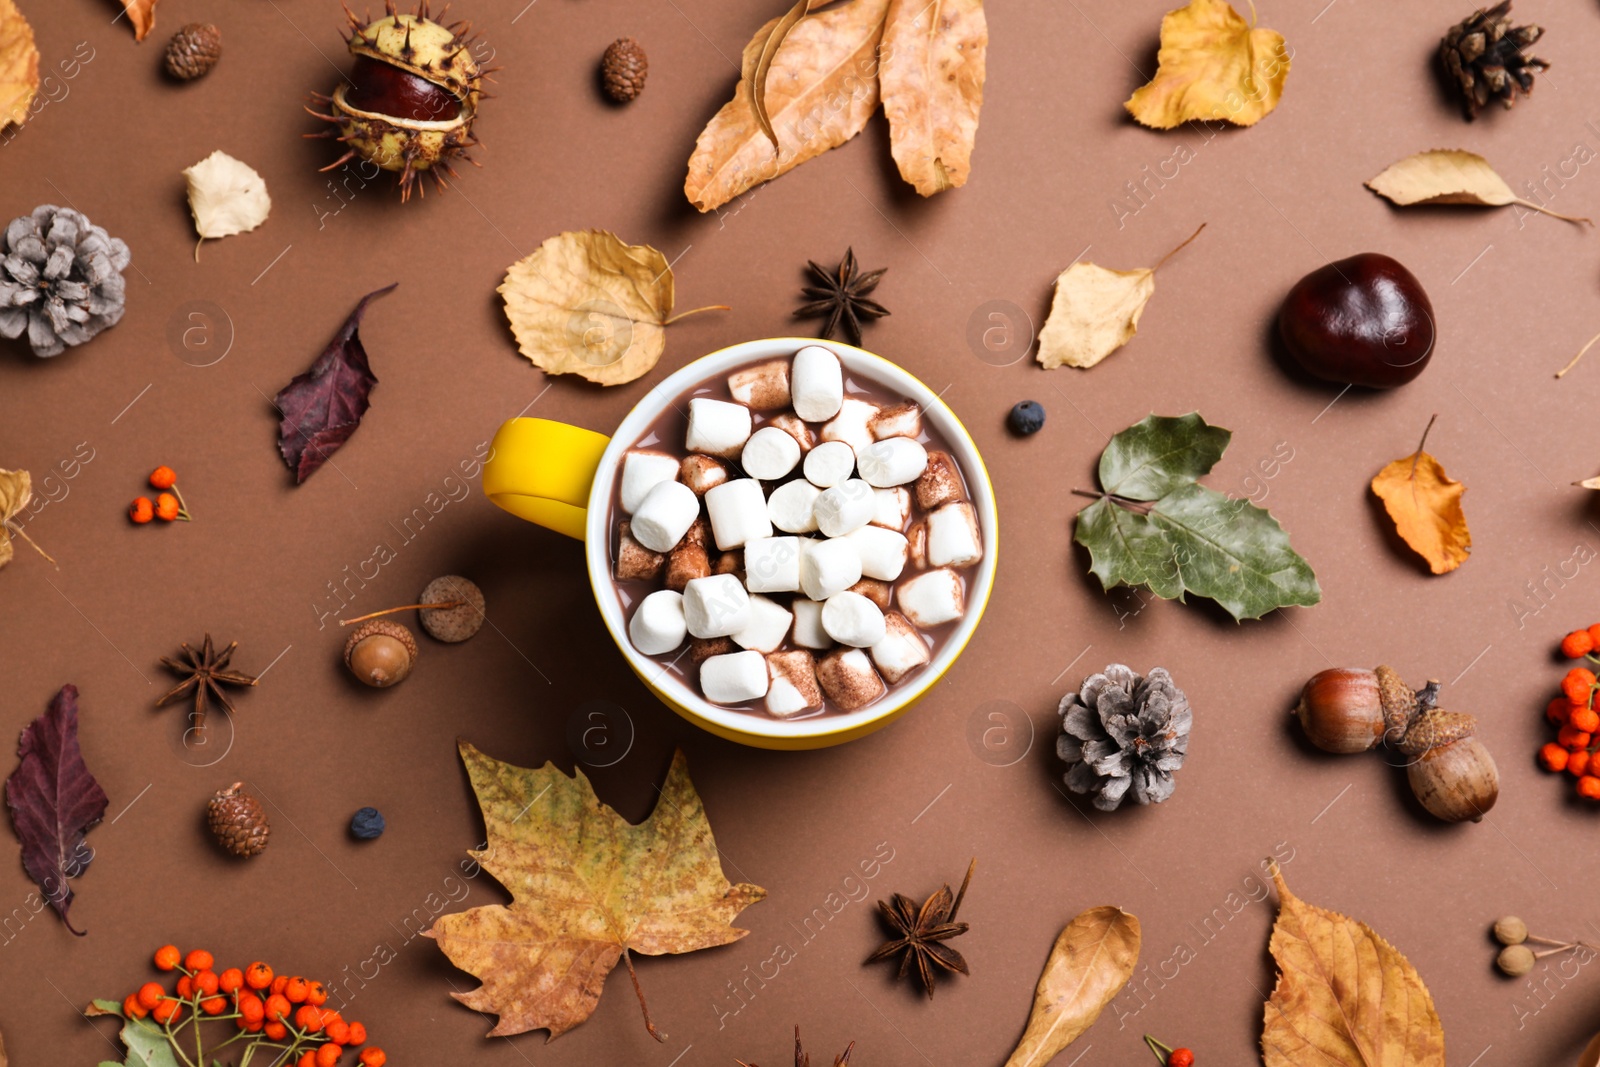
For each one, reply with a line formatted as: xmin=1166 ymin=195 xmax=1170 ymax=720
xmin=584 ymin=337 xmax=998 ymax=742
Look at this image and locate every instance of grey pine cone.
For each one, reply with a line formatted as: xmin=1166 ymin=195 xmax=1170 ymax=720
xmin=1057 ymin=664 xmax=1192 ymax=811
xmin=0 ymin=205 xmax=131 ymax=358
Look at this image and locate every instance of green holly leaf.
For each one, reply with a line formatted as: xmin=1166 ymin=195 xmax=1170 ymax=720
xmin=1074 ymin=414 xmax=1320 ymax=621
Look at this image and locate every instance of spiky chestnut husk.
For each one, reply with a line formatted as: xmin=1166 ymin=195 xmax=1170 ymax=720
xmin=306 ymin=1 xmax=487 ymax=202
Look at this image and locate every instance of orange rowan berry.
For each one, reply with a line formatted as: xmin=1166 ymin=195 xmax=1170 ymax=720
xmin=1571 ymin=751 xmax=1593 ymax=778
xmin=263 ymin=1022 xmax=288 ymax=1041
xmin=325 ymin=1020 xmax=352 ymax=1045
xmin=129 ymin=497 xmax=154 ymax=524
xmin=1588 ymin=623 xmax=1600 ymax=647
xmin=317 ymin=1043 xmax=342 ymax=1067
xmin=264 ymin=994 xmax=292 ymax=1023
xmin=270 ymin=975 xmax=289 ymax=996
xmin=1563 ymin=630 xmax=1596 ymax=658
xmin=238 ymin=996 xmax=265 ymax=1024
xmin=305 ymin=980 xmax=328 ymax=1006
xmin=194 ymin=970 xmax=219 ymax=996
xmin=345 ymin=1022 xmax=367 ymax=1045
xmin=284 ymin=976 xmax=310 ymax=1004
xmin=1548 ymin=698 xmax=1571 ymax=726
xmin=175 ymin=976 xmax=193 ymax=999
xmin=1572 ymin=708 xmax=1600 ymax=733
xmin=200 ymin=996 xmax=228 ymax=1016
xmin=296 ymin=1052 xmax=317 ymax=1067
xmin=1563 ymin=668 xmax=1597 ymax=705
xmin=240 ymin=1018 xmax=264 ymax=1033
xmin=153 ymin=945 xmax=182 ymax=971
xmin=154 ymin=493 xmax=181 ymax=522
xmin=1540 ymin=743 xmax=1570 ymax=772
xmin=151 ymin=1000 xmax=182 ymax=1025
xmin=1559 ymin=725 xmax=1592 ymax=750
xmin=294 ymin=1004 xmax=326 ymax=1032
xmin=219 ymin=968 xmax=244 ymax=994
xmin=358 ymin=1048 xmax=386 ymax=1067
xmin=123 ymin=994 xmax=149 ymax=1019
xmin=1580 ymin=776 xmax=1600 ymax=800
xmin=245 ymin=962 xmax=274 ymax=990
xmin=136 ymin=982 xmax=165 ymax=1010
xmin=149 ymin=466 xmax=177 ymax=490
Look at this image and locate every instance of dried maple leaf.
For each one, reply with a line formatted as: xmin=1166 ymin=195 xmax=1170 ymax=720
xmin=274 ymin=284 xmax=396 ymax=484
xmin=1036 ymin=225 xmax=1203 ymax=370
xmin=1367 ymin=149 xmax=1590 ymax=227
xmin=184 ymin=150 xmax=272 ymax=260
xmin=1125 ymin=0 xmax=1289 ymax=130
xmin=118 ymin=0 xmax=158 ymax=41
xmin=0 ymin=0 xmax=39 ymax=131
xmin=4 ymin=685 xmax=108 ymax=935
xmin=685 ymin=0 xmax=890 ymax=212
xmin=1262 ymin=861 xmax=1444 ymax=1067
xmin=1002 ymin=906 xmax=1140 ymax=1067
xmin=500 ymin=230 xmax=726 ymax=386
xmin=427 ymin=744 xmax=765 ymax=1040
xmin=1370 ymin=415 xmax=1470 ymax=575
xmin=878 ymin=0 xmax=988 ymax=196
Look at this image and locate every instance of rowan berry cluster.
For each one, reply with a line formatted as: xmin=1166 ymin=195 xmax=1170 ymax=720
xmin=104 ymin=944 xmax=386 ymax=1067
xmin=129 ymin=466 xmax=192 ymax=524
xmin=1541 ymin=625 xmax=1600 ymax=801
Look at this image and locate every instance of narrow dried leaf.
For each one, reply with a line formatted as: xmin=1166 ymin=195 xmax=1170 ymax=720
xmin=685 ymin=0 xmax=890 ymax=212
xmin=0 ymin=468 xmax=30 ymax=570
xmin=749 ymin=0 xmax=828 ymax=148
xmin=1370 ymin=419 xmax=1470 ymax=575
xmin=1366 ymin=149 xmax=1591 ymax=226
xmin=118 ymin=0 xmax=159 ymax=42
xmin=879 ymin=0 xmax=988 ymax=196
xmin=1125 ymin=0 xmax=1289 ymax=129
xmin=0 ymin=0 xmax=39 ymax=130
xmin=184 ymin=151 xmax=272 ymax=258
xmin=1001 ymin=906 xmax=1141 ymax=1067
xmin=427 ymin=745 xmax=765 ymax=1039
xmin=1263 ymin=862 xmax=1444 ymax=1067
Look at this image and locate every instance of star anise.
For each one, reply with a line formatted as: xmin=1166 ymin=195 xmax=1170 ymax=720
xmin=795 ymin=248 xmax=889 ymax=345
xmin=737 ymin=1026 xmax=854 ymax=1067
xmin=156 ymin=634 xmax=259 ymax=730
xmin=865 ymin=858 xmax=975 ymax=997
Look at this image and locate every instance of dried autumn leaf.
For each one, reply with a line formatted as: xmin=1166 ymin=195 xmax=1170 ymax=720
xmin=0 ymin=467 xmax=29 ymax=570
xmin=1579 ymin=1031 xmax=1600 ymax=1067
xmin=0 ymin=0 xmax=39 ymax=131
xmin=1262 ymin=861 xmax=1444 ymax=1067
xmin=1002 ymin=906 xmax=1141 ymax=1067
xmin=1036 ymin=225 xmax=1203 ymax=370
xmin=685 ymin=0 xmax=890 ymax=212
xmin=749 ymin=0 xmax=828 ymax=147
xmin=1125 ymin=0 xmax=1289 ymax=130
xmin=427 ymin=744 xmax=765 ymax=1040
xmin=118 ymin=0 xmax=158 ymax=42
xmin=4 ymin=685 xmax=108 ymax=935
xmin=500 ymin=230 xmax=725 ymax=386
xmin=878 ymin=0 xmax=988 ymax=196
xmin=1370 ymin=416 xmax=1470 ymax=575
xmin=184 ymin=150 xmax=272 ymax=260
xmin=1366 ymin=149 xmax=1590 ymax=227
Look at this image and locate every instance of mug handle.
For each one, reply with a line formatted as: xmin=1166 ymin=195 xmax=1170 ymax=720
xmin=482 ymin=418 xmax=611 ymax=541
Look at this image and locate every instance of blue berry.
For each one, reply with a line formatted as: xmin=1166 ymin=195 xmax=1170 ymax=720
xmin=1008 ymin=400 xmax=1045 ymax=436
xmin=349 ymin=807 xmax=385 ymax=840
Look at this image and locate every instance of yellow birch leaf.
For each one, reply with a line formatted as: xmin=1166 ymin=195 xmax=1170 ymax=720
xmin=685 ymin=0 xmax=890 ymax=213
xmin=0 ymin=468 xmax=33 ymax=571
xmin=184 ymin=151 xmax=272 ymax=260
xmin=1001 ymin=906 xmax=1141 ymax=1067
xmin=0 ymin=0 xmax=38 ymax=131
xmin=1370 ymin=418 xmax=1470 ymax=575
xmin=1263 ymin=862 xmax=1445 ymax=1067
xmin=878 ymin=0 xmax=988 ymax=197
xmin=1125 ymin=0 xmax=1289 ymax=130
xmin=1366 ymin=149 xmax=1591 ymax=227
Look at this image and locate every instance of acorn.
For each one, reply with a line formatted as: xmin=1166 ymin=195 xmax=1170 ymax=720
xmin=343 ymin=619 xmax=418 ymax=687
xmin=207 ymin=783 xmax=270 ymax=858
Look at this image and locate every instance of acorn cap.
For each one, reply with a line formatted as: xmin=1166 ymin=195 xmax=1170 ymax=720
xmin=343 ymin=619 xmax=418 ymax=687
xmin=418 ymin=575 xmax=485 ymax=642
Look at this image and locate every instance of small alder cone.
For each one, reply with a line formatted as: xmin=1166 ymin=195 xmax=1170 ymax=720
xmin=207 ymin=783 xmax=270 ymax=857
xmin=164 ymin=24 xmax=222 ymax=81
xmin=600 ymin=38 xmax=648 ymax=103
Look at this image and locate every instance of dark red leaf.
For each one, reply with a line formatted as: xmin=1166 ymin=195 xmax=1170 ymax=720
xmin=274 ymin=283 xmax=397 ymax=484
xmin=4 ymin=685 xmax=108 ymax=935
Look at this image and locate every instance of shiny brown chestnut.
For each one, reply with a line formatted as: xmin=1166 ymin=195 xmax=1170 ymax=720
xmin=1278 ymin=253 xmax=1436 ymax=388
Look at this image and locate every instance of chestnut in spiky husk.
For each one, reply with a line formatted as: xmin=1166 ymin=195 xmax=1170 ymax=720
xmin=306 ymin=1 xmax=486 ymax=202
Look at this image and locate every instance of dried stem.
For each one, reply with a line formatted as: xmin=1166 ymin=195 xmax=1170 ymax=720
xmin=1152 ymin=223 xmax=1207 ymax=272
xmin=662 ymin=304 xmax=732 ymax=326
xmin=1557 ymin=331 xmax=1600 ymax=379
xmin=621 ymin=948 xmax=665 ymax=1043
xmin=5 ymin=519 xmax=57 ymax=567
xmin=338 ymin=600 xmax=464 ymax=627
xmin=1510 ymin=198 xmax=1592 ymax=228
xmin=1408 ymin=413 xmax=1439 ymax=480
xmin=1144 ymin=1035 xmax=1175 ymax=1064
xmin=948 ymin=858 xmax=976 ymax=923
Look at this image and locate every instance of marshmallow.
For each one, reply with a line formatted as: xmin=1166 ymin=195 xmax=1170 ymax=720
xmin=700 ymin=651 xmax=769 ymax=704
xmin=814 ymin=479 xmax=876 ymax=537
xmin=907 ymin=521 xmax=927 ymax=570
xmin=685 ymin=398 xmax=753 ymax=458
xmin=869 ymin=402 xmax=922 ymax=442
xmin=803 ymin=441 xmax=856 ymax=488
xmin=628 ymin=590 xmax=687 ymax=655
xmin=897 ymin=568 xmax=965 ymax=627
xmin=871 ymin=487 xmax=911 ymax=531
xmin=665 ymin=537 xmax=711 ymax=591
xmin=871 ymin=611 xmax=931 ymax=683
xmin=615 ymin=522 xmax=666 ymax=581
xmin=815 ymin=648 xmax=885 ymax=711
xmin=620 ymin=451 xmax=680 ymax=514
xmin=732 ymin=594 xmax=794 ymax=654
xmin=631 ymin=480 xmax=700 ymax=553
xmin=766 ymin=650 xmax=823 ymax=719
xmin=728 ymin=360 xmax=792 ymax=410
xmin=767 ymin=413 xmax=815 ymax=452
xmin=857 ymin=437 xmax=928 ymax=488
xmin=822 ymin=591 xmax=887 ymax=647
xmin=791 ymin=598 xmax=833 ymax=649
xmin=744 ymin=535 xmax=802 ymax=593
xmin=927 ymin=501 xmax=984 ymax=567
xmin=792 ymin=345 xmax=844 ymax=421
xmin=915 ymin=450 xmax=964 ymax=510
xmin=800 ymin=538 xmax=862 ymax=601
xmin=845 ymin=525 xmax=908 ymax=581
xmin=767 ymin=479 xmax=821 ymax=534
xmin=706 ymin=478 xmax=772 ymax=550
xmin=689 ymin=636 xmax=736 ymax=663
xmin=740 ymin=426 xmax=802 ymax=481
xmin=682 ymin=574 xmax=751 ymax=638
xmin=680 ymin=454 xmax=729 ymax=496
xmin=821 ymin=397 xmax=880 ymax=455
xmin=848 ymin=578 xmax=892 ymax=610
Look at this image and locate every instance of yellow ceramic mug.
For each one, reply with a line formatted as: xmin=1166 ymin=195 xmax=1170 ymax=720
xmin=481 ymin=338 xmax=999 ymax=749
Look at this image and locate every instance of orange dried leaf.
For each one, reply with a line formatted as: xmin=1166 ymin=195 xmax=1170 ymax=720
xmin=1370 ymin=421 xmax=1470 ymax=575
xmin=0 ymin=0 xmax=39 ymax=131
xmin=878 ymin=0 xmax=988 ymax=196
xmin=118 ymin=0 xmax=159 ymax=41
xmin=1125 ymin=0 xmax=1289 ymax=130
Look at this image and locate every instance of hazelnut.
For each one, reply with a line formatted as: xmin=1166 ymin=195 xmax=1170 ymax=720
xmin=418 ymin=575 xmax=485 ymax=643
xmin=344 ymin=619 xmax=417 ymax=687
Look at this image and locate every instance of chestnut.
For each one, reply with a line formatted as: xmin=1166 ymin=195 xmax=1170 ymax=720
xmin=1278 ymin=253 xmax=1435 ymax=388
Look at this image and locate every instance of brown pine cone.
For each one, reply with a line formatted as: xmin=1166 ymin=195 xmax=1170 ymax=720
xmin=164 ymin=23 xmax=222 ymax=81
xmin=1439 ymin=2 xmax=1547 ymax=120
xmin=600 ymin=38 xmax=648 ymax=103
xmin=207 ymin=782 xmax=269 ymax=858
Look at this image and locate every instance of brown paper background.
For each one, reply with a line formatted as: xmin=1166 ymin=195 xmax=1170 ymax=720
xmin=4 ymin=0 xmax=1600 ymax=1063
